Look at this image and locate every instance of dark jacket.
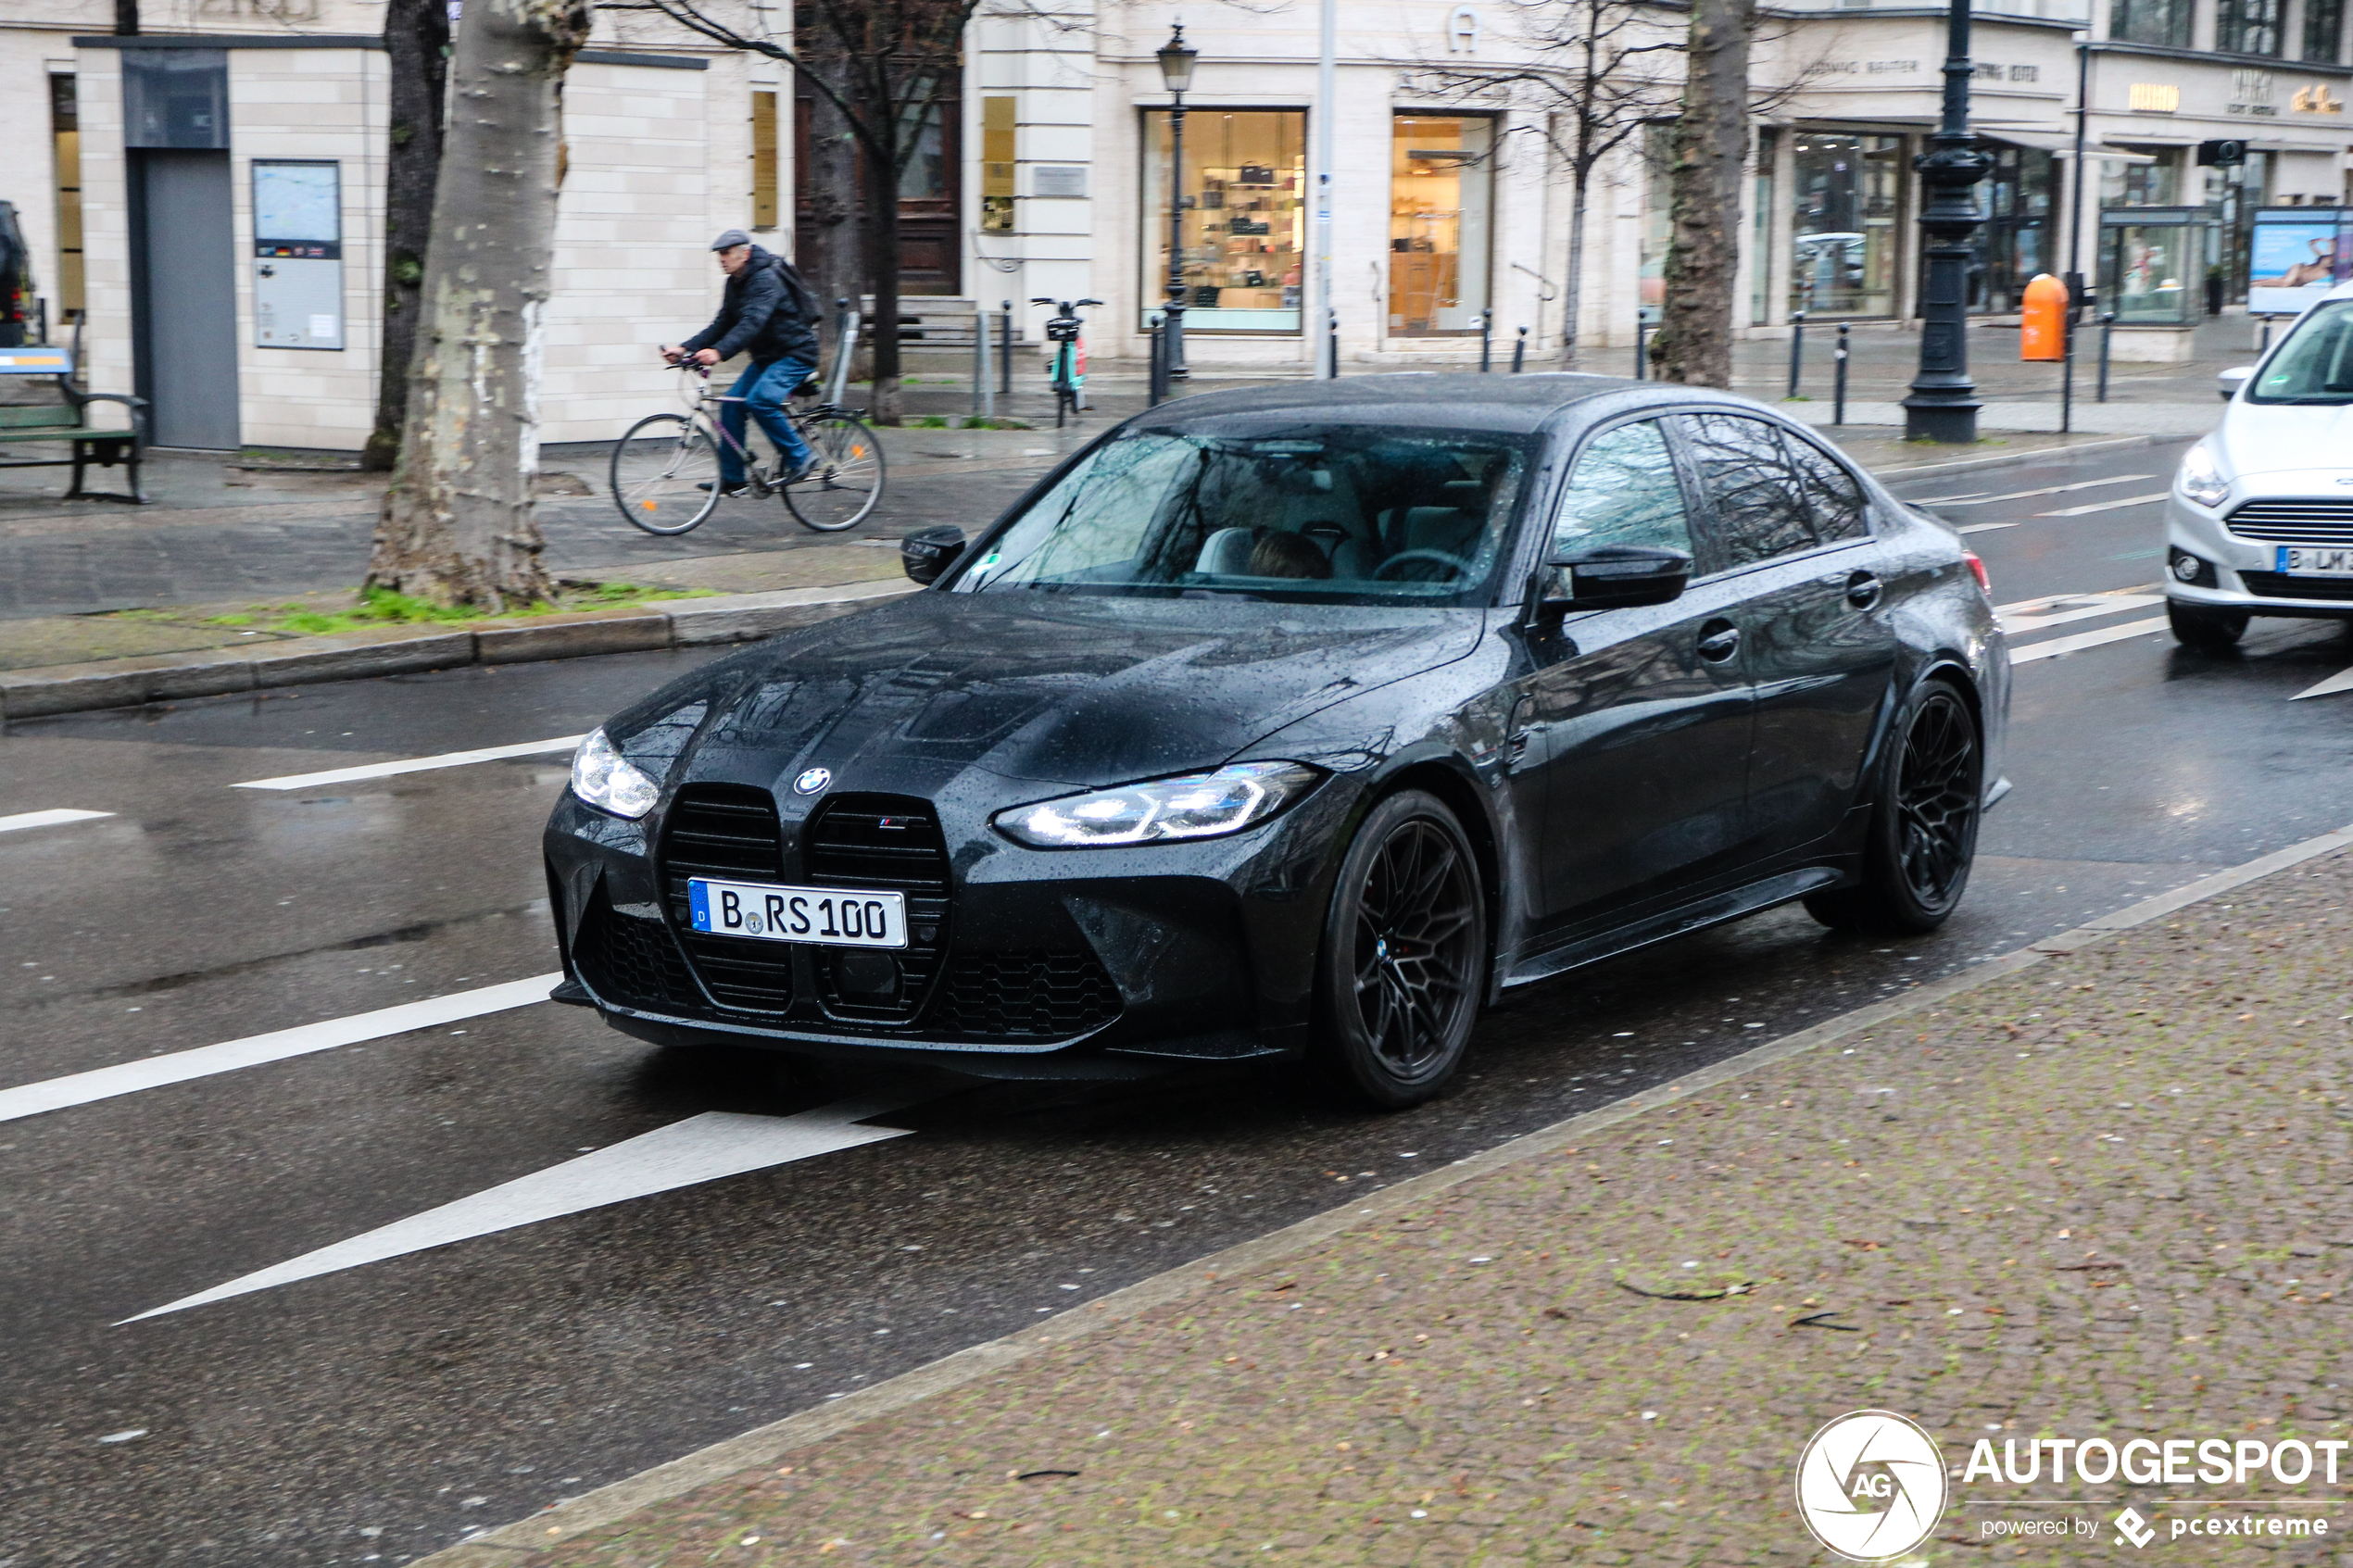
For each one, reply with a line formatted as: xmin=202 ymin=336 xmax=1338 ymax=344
xmin=681 ymin=245 xmax=820 ymax=365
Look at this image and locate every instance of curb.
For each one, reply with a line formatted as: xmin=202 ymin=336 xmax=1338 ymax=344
xmin=1858 ymin=433 xmax=2158 ymax=483
xmin=0 ymin=579 xmax=917 ymax=723
xmin=412 ymin=817 xmax=2353 ymax=1565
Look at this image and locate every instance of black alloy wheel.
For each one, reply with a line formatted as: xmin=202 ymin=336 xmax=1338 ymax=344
xmin=1316 ymin=790 xmax=1487 ymax=1109
xmin=2168 ymin=599 xmax=2248 ymax=652
xmin=1805 ymin=679 xmax=1983 ymax=935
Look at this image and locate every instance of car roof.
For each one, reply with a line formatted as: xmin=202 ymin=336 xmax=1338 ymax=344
xmin=1118 ymin=372 xmax=1717 ymax=436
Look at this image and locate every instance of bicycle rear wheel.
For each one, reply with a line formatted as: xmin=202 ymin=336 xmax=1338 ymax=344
xmin=610 ymin=413 xmax=721 ymax=535
xmin=783 ymin=414 xmax=886 ymax=533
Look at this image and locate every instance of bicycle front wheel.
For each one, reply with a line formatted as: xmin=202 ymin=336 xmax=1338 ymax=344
xmin=610 ymin=413 xmax=721 ymax=535
xmin=784 ymin=415 xmax=886 ymax=533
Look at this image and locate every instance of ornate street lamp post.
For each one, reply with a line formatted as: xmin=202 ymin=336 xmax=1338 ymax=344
xmin=1902 ymin=0 xmax=1993 ymax=443
xmin=1157 ymin=25 xmax=1198 ymax=382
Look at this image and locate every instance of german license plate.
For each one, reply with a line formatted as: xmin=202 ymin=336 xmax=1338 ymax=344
xmin=686 ymin=877 xmax=906 ymax=948
xmin=2276 ymin=546 xmax=2353 ymax=577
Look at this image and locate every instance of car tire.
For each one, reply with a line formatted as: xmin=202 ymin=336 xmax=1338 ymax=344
xmin=1314 ymin=789 xmax=1487 ymax=1110
xmin=1803 ymin=678 xmax=1983 ymax=936
xmin=2168 ymin=599 xmax=2248 ymax=652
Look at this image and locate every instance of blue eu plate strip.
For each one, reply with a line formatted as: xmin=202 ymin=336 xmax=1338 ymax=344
xmin=688 ymin=880 xmax=711 ymax=931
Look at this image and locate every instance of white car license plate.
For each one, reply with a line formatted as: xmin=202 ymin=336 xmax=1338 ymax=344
xmin=686 ymin=877 xmax=906 ymax=948
xmin=2276 ymin=546 xmax=2353 ymax=577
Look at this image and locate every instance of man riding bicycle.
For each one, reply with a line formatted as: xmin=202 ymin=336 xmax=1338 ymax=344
xmin=661 ymin=229 xmax=821 ymax=497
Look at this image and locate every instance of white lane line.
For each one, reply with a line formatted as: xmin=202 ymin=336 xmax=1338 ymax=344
xmin=1996 ymin=583 xmax=2159 ymax=618
xmin=0 ymin=809 xmax=113 ymax=834
xmin=1912 ymin=473 xmax=2156 ymax=508
xmin=2009 ymin=616 xmax=2171 ymax=664
xmin=0 ymin=974 xmax=560 ymax=1124
xmin=119 ymin=1097 xmax=930 ymax=1323
xmin=1957 ymin=522 xmax=2017 ymax=535
xmin=2034 ymin=491 xmax=2172 ymax=519
xmin=2292 ymin=665 xmax=2353 ymax=701
xmin=1999 ymin=592 xmax=2167 ymax=636
xmin=233 ymin=735 xmax=586 ymax=791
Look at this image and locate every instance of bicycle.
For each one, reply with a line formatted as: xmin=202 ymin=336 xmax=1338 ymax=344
xmin=1031 ymin=297 xmax=1101 ymax=429
xmin=609 ymin=362 xmax=885 ymax=535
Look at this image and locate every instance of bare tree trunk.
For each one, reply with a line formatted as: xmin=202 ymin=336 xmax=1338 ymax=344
xmin=365 ymin=0 xmax=588 ymax=608
xmin=804 ymin=51 xmax=862 ymax=362
xmin=1652 ymin=0 xmax=1749 ymax=387
xmin=862 ymin=131 xmax=903 ymax=424
xmin=365 ymin=0 xmax=450 ymax=471
xmin=1562 ymin=164 xmax=1591 ymax=371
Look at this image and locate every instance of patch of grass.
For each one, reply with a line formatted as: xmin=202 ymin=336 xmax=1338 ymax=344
xmin=201 ymin=582 xmax=712 ymax=637
xmin=960 ymin=416 xmax=1034 ymax=430
xmin=908 ymin=415 xmax=953 ymax=428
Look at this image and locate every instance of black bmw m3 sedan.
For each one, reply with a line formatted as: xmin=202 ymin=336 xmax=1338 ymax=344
xmin=546 ymin=375 xmax=2008 ymax=1107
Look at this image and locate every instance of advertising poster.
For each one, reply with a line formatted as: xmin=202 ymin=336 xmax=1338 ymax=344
xmin=2249 ymin=208 xmax=2352 ymax=314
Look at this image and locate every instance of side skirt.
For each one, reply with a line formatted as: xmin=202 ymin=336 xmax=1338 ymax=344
xmin=1499 ymin=866 xmax=1843 ymax=991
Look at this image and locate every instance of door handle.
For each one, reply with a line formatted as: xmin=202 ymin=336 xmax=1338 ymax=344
xmin=1696 ymin=621 xmax=1741 ymax=662
xmin=1844 ymin=571 xmax=1882 ymax=610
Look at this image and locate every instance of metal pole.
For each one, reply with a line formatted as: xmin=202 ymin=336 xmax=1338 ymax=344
xmin=1313 ymin=0 xmax=1337 ymax=379
xmin=1513 ymin=325 xmax=1528 ymax=373
xmin=1479 ymin=309 xmax=1493 ymax=372
xmin=1166 ymin=87 xmax=1189 ymax=381
xmin=824 ymin=296 xmax=858 ymax=407
xmin=999 ymin=302 xmax=1013 ymax=396
xmin=1833 ymin=323 xmax=1849 ymax=425
xmin=1901 ymin=0 xmax=1991 ymax=442
xmin=1147 ymin=312 xmax=1165 ymax=406
xmin=2066 ymin=32 xmax=2091 ymax=319
xmin=1787 ymin=309 xmax=1806 ymax=398
xmin=2060 ymin=305 xmax=2074 ymax=433
xmin=2259 ymin=313 xmax=2275 ymax=354
xmin=1634 ymin=311 xmax=1648 ymax=379
xmin=2097 ymin=309 xmax=2114 ymax=401
xmin=972 ymin=307 xmax=987 ymax=419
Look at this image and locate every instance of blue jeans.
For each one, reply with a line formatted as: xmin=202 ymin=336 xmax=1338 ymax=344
xmin=717 ymin=356 xmax=815 ymax=485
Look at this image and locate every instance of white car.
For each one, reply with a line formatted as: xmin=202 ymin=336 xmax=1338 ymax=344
xmin=2165 ymin=279 xmax=2353 ymax=650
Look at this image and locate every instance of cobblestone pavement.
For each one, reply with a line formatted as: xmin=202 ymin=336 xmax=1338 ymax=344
xmin=449 ymin=847 xmax=2353 ymax=1568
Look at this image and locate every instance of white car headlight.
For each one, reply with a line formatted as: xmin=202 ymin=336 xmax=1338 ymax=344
xmin=2177 ymin=442 xmax=2230 ymax=510
xmin=994 ymin=762 xmax=1323 ymax=848
xmin=570 ymin=727 xmax=661 ymax=819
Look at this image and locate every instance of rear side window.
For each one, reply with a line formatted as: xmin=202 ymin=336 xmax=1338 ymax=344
xmin=1680 ymin=412 xmax=1817 ymax=567
xmin=1780 ymin=433 xmax=1870 ymax=542
xmin=1551 ymin=420 xmax=1694 ymax=558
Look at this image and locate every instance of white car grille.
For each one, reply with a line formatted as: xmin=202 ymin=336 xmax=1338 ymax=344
xmin=2225 ymin=497 xmax=2353 ymax=545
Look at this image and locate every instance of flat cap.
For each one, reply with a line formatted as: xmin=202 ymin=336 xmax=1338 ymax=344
xmin=711 ymin=229 xmax=753 ymax=251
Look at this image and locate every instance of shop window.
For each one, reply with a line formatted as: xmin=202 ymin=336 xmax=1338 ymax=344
xmin=2220 ymin=0 xmax=2284 ymax=55
xmin=1142 ymin=109 xmax=1305 ymax=332
xmin=2100 ymin=147 xmax=2181 ymax=207
xmin=1969 ymin=144 xmax=2056 ymax=313
xmin=1389 ymin=116 xmax=1494 ymax=336
xmin=2307 ymin=0 xmax=2345 ymax=62
xmin=2108 ymin=0 xmax=2191 ymax=45
xmin=1750 ymin=127 xmax=1777 ymax=327
xmin=1789 ymin=133 xmax=1904 ymax=318
xmin=2102 ymin=208 xmax=2208 ymax=324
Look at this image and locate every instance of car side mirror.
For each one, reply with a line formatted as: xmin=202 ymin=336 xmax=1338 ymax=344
xmin=2218 ymin=365 xmax=2254 ymax=402
xmin=901 ymin=524 xmax=967 ymax=584
xmin=1531 ymin=544 xmax=1693 ymax=627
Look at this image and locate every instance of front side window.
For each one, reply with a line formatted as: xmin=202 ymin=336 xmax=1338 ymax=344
xmin=1551 ymin=420 xmax=1693 ymax=558
xmin=2247 ymin=300 xmax=2353 ymax=403
xmin=1680 ymin=413 xmax=1817 ymax=567
xmin=952 ymin=424 xmax=1531 ymax=605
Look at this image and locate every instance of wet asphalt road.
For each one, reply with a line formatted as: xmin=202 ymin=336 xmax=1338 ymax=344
xmin=6 ymin=434 xmax=2353 ymax=1566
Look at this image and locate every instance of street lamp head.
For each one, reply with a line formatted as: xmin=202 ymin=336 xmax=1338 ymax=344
xmin=1157 ymin=24 xmax=1199 ymax=94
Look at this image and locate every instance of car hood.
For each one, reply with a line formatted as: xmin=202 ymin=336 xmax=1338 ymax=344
xmin=2220 ymin=402 xmax=2353 ymax=480
xmin=626 ymin=589 xmax=1485 ymax=796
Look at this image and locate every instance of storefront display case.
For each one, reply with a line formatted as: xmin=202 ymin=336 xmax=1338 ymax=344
xmin=2100 ymin=207 xmax=2212 ymax=327
xmin=1141 ymin=109 xmax=1305 ymax=332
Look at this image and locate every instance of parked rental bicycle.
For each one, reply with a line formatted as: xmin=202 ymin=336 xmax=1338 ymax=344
xmin=1032 ymin=297 xmax=1101 ymax=428
xmin=609 ymin=361 xmax=885 ymax=535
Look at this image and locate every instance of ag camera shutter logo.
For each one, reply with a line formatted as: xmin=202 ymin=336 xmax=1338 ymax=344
xmin=1794 ymin=1410 xmax=1950 ymax=1562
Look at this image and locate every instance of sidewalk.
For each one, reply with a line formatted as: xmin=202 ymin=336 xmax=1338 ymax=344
xmin=425 ymin=831 xmax=2353 ymax=1568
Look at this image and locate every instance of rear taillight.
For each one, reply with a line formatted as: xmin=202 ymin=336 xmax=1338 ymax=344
xmin=1963 ymin=550 xmax=1991 ymax=597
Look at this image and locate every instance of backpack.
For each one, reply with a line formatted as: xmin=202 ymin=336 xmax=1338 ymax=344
xmin=768 ymin=253 xmax=822 ymax=327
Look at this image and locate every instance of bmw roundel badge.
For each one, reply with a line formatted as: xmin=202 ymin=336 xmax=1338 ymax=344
xmin=793 ymin=767 xmax=832 ymax=796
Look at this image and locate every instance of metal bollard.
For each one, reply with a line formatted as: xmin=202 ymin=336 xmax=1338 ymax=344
xmin=2097 ymin=311 xmax=2115 ymax=403
xmin=1512 ymin=325 xmax=1528 ymax=374
xmin=2059 ymin=305 xmax=2074 ymax=435
xmin=972 ymin=307 xmax=991 ymax=420
xmin=1147 ymin=313 xmax=1165 ymax=407
xmin=1787 ymin=309 xmax=1807 ymax=399
xmin=2259 ymin=313 xmax=2275 ymax=355
xmin=1832 ymin=323 xmax=1849 ymax=426
xmin=1635 ymin=311 xmax=1649 ymax=380
xmin=1479 ymin=309 xmax=1494 ymax=372
xmin=1327 ymin=308 xmax=1340 ymax=378
xmin=999 ymin=301 xmax=1014 ymax=396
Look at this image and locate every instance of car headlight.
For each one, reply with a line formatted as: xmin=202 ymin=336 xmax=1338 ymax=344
xmin=993 ymin=762 xmax=1323 ymax=848
xmin=2177 ymin=442 xmax=2230 ymax=510
xmin=570 ymin=727 xmax=661 ymax=819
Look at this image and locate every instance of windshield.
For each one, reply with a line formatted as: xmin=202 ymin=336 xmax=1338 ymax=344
xmin=949 ymin=425 xmax=1533 ymax=605
xmin=2248 ymin=299 xmax=2353 ymax=405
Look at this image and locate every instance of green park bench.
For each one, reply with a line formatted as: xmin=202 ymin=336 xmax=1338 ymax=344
xmin=0 ymin=344 xmax=147 ymax=502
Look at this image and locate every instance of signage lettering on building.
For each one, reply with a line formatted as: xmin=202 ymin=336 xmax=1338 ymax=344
xmin=2231 ymin=69 xmax=2279 ymax=116
xmin=1817 ymin=59 xmax=1922 ymax=75
xmin=2129 ymin=82 xmax=2182 ymax=112
xmin=1969 ymin=63 xmax=2040 ymax=82
xmin=2290 ymin=83 xmax=2346 ymax=114
xmin=1447 ymin=5 xmax=1479 ymax=53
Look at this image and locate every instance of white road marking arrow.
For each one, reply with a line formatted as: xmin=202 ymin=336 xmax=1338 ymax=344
xmin=2291 ymin=666 xmax=2353 ymax=701
xmin=0 ymin=809 xmax=113 ymax=834
xmin=118 ymin=1097 xmax=929 ymax=1323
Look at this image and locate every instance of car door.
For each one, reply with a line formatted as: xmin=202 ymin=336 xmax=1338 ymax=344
xmin=1514 ymin=416 xmax=1756 ymax=933
xmin=1674 ymin=412 xmax=1898 ymax=858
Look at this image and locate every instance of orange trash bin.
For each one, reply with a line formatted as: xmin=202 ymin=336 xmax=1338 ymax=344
xmin=2020 ymin=273 xmax=2069 ymax=362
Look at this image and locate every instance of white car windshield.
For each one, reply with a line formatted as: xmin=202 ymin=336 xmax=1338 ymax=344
xmin=2248 ymin=299 xmax=2353 ymax=406
xmin=949 ymin=425 xmax=1533 ymax=606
